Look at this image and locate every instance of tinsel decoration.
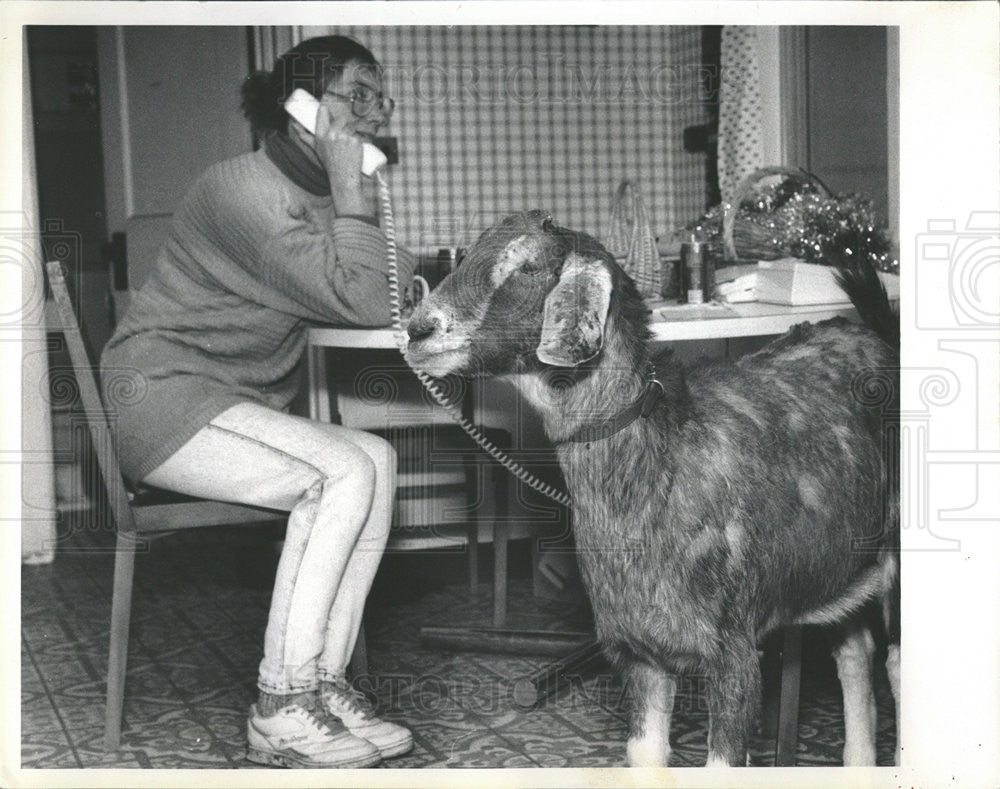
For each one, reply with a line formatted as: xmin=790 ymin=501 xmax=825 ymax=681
xmin=692 ymin=179 xmax=899 ymax=274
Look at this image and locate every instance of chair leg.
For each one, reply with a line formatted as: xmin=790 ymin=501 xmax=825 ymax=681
xmin=104 ymin=531 xmax=137 ymax=751
xmin=349 ymin=621 xmax=368 ymax=680
xmin=775 ymin=626 xmax=803 ymax=766
xmin=491 ymin=466 xmax=509 ymax=628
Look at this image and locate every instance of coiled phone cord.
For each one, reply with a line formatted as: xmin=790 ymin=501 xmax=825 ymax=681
xmin=375 ymin=171 xmax=572 ymax=509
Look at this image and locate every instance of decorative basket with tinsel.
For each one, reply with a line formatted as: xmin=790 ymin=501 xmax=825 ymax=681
xmin=691 ymin=166 xmax=898 ymax=275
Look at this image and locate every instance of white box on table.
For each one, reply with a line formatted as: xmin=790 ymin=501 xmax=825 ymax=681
xmin=756 ymin=258 xmax=899 ymax=306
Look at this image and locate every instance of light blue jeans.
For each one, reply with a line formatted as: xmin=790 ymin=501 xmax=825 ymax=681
xmin=143 ymin=402 xmax=396 ymax=695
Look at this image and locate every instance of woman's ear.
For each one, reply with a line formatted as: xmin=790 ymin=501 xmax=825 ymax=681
xmin=536 ymin=254 xmax=612 ymax=367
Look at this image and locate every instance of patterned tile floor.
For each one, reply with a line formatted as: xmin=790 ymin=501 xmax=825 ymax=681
xmin=21 ymin=520 xmax=897 ymax=769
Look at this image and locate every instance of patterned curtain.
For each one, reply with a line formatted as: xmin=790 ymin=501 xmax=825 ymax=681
xmin=287 ymin=25 xmax=709 ymax=245
xmin=717 ymin=26 xmax=764 ymax=205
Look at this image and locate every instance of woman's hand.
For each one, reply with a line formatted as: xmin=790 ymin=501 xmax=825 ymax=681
xmin=314 ymin=102 xmax=371 ymax=216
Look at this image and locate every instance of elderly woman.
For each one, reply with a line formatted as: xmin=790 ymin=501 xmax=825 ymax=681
xmin=100 ymin=35 xmax=414 ymax=768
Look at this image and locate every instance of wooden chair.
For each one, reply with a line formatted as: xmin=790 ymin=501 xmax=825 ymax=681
xmin=46 ymin=262 xmax=286 ymax=751
xmin=49 ymin=261 xmax=517 ymax=748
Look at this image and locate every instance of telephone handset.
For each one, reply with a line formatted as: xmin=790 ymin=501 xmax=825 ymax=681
xmin=284 ymin=88 xmax=388 ymax=176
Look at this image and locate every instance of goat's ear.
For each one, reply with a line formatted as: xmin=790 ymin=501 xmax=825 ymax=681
xmin=536 ymin=255 xmax=612 ymax=367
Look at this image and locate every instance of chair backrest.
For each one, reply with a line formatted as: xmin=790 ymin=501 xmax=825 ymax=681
xmin=46 ymin=262 xmax=138 ymax=534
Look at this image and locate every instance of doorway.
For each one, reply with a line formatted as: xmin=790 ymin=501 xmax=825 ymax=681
xmin=27 ymin=26 xmax=111 ymax=354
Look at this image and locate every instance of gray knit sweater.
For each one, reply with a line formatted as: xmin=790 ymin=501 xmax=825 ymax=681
xmin=100 ymin=148 xmax=415 ymax=482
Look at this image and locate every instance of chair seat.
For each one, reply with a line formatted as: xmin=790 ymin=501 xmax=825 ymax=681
xmin=128 ymin=485 xmax=211 ymax=507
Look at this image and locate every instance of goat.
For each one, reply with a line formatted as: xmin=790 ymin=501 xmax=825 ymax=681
xmin=405 ymin=211 xmax=900 ymax=767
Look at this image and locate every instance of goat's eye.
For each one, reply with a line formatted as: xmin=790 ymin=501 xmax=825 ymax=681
xmin=519 ymin=259 xmax=544 ymax=276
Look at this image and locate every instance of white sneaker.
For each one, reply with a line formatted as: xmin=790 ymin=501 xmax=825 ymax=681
xmin=321 ymin=679 xmax=413 ymax=759
xmin=246 ymin=703 xmax=383 ymax=768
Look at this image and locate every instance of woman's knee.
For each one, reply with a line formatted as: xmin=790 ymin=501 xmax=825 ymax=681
xmin=296 ymin=448 xmax=376 ymax=528
xmin=306 ymin=439 xmax=377 ymax=494
xmin=341 ymin=430 xmax=398 ymax=477
xmin=343 ymin=442 xmax=379 ymax=490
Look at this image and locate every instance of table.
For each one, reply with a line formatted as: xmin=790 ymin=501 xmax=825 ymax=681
xmin=306 ymin=300 xmax=863 ymax=421
xmin=306 ymin=327 xmax=404 ymax=424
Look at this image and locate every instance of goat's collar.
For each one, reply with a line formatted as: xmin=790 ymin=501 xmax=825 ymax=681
xmin=558 ymin=367 xmax=664 ymax=445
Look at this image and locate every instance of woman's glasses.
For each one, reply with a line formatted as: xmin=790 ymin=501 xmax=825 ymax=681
xmin=325 ymin=85 xmax=395 ymax=119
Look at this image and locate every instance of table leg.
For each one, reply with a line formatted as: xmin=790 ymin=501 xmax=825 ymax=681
xmin=492 ymin=465 xmax=510 ymax=628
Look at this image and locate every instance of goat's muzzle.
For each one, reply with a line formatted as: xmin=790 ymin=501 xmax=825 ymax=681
xmin=406 ymin=310 xmax=440 ymax=343
xmin=404 ymin=302 xmax=472 ymax=376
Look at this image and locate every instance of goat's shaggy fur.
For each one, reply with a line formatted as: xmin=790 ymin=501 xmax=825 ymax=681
xmin=406 ymin=211 xmax=900 ymax=766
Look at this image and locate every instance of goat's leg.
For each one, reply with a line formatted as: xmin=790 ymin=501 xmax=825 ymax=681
xmin=832 ymin=620 xmax=877 ymax=765
xmin=882 ymin=567 xmax=901 ymax=765
xmin=624 ymin=662 xmax=677 ymax=767
xmin=886 ymin=640 xmax=900 ymax=765
xmin=706 ymin=641 xmax=761 ymax=767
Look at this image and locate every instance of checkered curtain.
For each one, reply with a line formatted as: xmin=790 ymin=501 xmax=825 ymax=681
xmin=298 ymin=26 xmax=709 ymax=248
xmin=717 ymin=26 xmax=764 ymax=205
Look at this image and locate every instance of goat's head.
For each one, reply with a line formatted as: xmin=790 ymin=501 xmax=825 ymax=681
xmin=406 ymin=210 xmax=637 ymax=379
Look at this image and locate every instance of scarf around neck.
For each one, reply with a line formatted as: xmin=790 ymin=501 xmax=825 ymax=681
xmin=265 ymin=132 xmax=330 ymax=197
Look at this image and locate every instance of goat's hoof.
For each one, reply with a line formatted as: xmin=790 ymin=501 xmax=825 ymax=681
xmin=626 ymin=737 xmax=670 ymax=767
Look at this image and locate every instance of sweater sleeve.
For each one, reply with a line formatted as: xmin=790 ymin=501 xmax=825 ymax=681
xmin=206 ymin=171 xmax=417 ymax=327
xmin=259 ymin=214 xmax=417 ymax=326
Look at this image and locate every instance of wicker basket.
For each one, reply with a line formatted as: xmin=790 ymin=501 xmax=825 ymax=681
xmin=720 ymin=166 xmax=831 ymax=263
xmin=606 ymin=179 xmax=661 ymax=298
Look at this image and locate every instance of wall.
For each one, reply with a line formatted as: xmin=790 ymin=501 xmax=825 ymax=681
xmin=805 ymin=27 xmax=889 ymax=221
xmin=756 ymin=27 xmax=784 ymax=165
xmin=97 ymin=26 xmax=253 ymax=318
xmin=304 ymin=25 xmax=711 ymax=249
xmin=21 ymin=32 xmax=58 ymax=563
